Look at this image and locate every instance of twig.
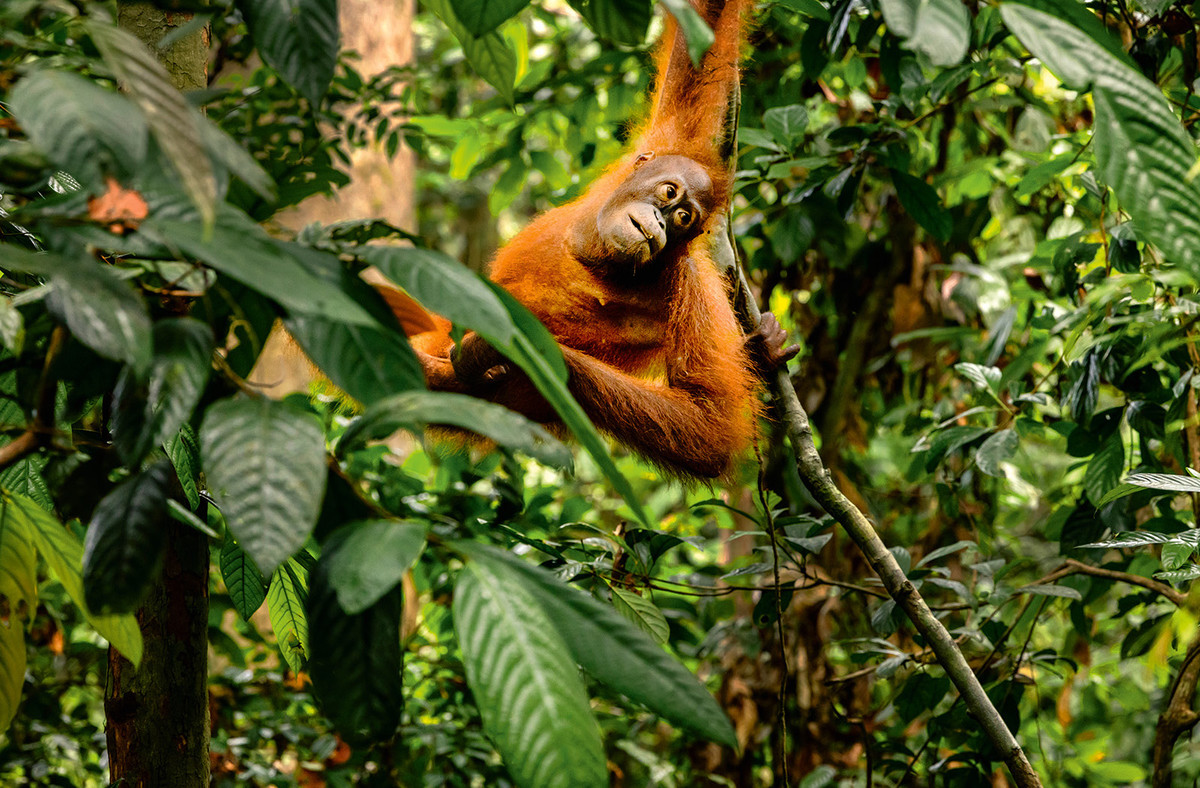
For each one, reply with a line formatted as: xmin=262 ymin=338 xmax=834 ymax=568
xmin=1058 ymin=558 xmax=1185 ymax=606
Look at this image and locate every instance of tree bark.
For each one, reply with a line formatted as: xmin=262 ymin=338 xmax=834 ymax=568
xmin=105 ymin=6 xmax=211 ymax=786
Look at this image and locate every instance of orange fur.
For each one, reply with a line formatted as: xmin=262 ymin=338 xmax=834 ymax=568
xmin=407 ymin=0 xmax=759 ymax=479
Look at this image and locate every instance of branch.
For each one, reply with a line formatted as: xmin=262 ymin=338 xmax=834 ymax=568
xmin=0 ymin=326 xmax=67 ymax=472
xmin=1057 ymin=558 xmax=1185 ymax=606
xmin=1153 ymin=630 xmax=1200 ymax=788
xmin=727 ymin=262 xmax=1043 ymax=786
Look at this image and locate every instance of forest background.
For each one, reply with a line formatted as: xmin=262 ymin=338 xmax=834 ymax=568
xmin=4 ymin=0 xmax=1200 ymax=786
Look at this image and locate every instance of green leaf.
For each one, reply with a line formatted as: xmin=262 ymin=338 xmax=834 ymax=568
xmin=307 ymin=554 xmax=403 ymax=742
xmin=86 ymin=17 xmax=216 ymax=227
xmin=112 ymin=318 xmax=213 ymax=465
xmin=774 ymin=0 xmax=831 ymax=20
xmin=1016 ymin=583 xmax=1083 ymax=601
xmin=1126 ymin=472 xmax=1200 ymax=493
xmin=198 ymin=115 xmax=276 ymax=201
xmin=1002 ymin=3 xmax=1200 ymax=276
xmin=954 ymin=362 xmax=1001 ymax=395
xmin=425 ymin=0 xmax=517 ymax=104
xmin=1084 ymin=434 xmax=1125 ymax=505
xmin=975 ymin=429 xmax=1018 ymax=477
xmin=339 ymin=390 xmax=571 ymax=468
xmin=879 ymin=0 xmax=970 ymax=66
xmin=566 ymin=0 xmax=652 ymax=45
xmin=82 ymin=461 xmax=171 ymax=614
xmin=764 ymin=104 xmax=809 ymax=150
xmin=0 ymin=457 xmax=52 ymax=512
xmin=610 ymin=587 xmax=669 ymax=645
xmin=1081 ymin=531 xmax=1187 ymax=550
xmin=268 ymin=551 xmax=313 ymax=673
xmin=1161 ymin=542 xmax=1195 ymax=571
xmin=8 ymin=70 xmax=146 ymax=187
xmin=454 ymin=558 xmax=607 ymax=788
xmin=4 ymin=250 xmax=154 ymax=373
xmin=1015 ymin=153 xmax=1076 ymax=199
xmin=322 ymin=520 xmax=427 ymax=615
xmin=892 ymin=170 xmax=952 ymax=242
xmin=221 ymin=538 xmax=267 ymax=620
xmin=360 ymin=246 xmax=515 ymax=345
xmin=201 ymin=397 xmax=327 ymax=575
xmin=166 ymin=425 xmax=202 ymax=510
xmin=449 ymin=0 xmax=530 ymax=36
xmin=285 ymin=315 xmax=424 ymax=405
xmin=659 ymin=0 xmax=714 ymax=65
xmin=239 ymin=0 xmax=339 ymax=104
xmin=0 ymin=503 xmax=36 ymax=734
xmin=456 ymin=543 xmax=736 ymax=747
xmin=0 ymin=617 xmax=24 ymax=736
xmin=4 ymin=493 xmax=143 ymax=666
xmin=145 ymin=211 xmax=379 ymax=327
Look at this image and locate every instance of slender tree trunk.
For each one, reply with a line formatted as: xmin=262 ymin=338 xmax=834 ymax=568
xmin=105 ymin=6 xmax=211 ymax=785
xmin=105 ymin=521 xmax=211 ymax=786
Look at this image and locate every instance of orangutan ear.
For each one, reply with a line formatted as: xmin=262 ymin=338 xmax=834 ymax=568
xmin=634 ymin=151 xmax=655 ymax=167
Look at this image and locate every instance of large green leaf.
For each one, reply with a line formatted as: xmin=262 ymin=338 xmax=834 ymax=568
xmin=221 ymin=538 xmax=268 ymax=621
xmin=0 ymin=502 xmax=37 ymax=734
xmin=449 ymin=0 xmax=529 ymax=36
xmin=86 ymin=17 xmax=216 ymax=227
xmin=307 ymin=554 xmax=403 ymax=742
xmin=1 ymin=248 xmax=153 ymax=374
xmin=879 ymin=0 xmax=970 ymax=66
xmin=82 ymin=461 xmax=172 ymax=614
xmin=145 ymin=210 xmax=378 ymax=327
xmin=8 ymin=70 xmax=146 ymax=187
xmin=112 ymin=318 xmax=213 ymax=465
xmin=4 ymin=493 xmax=143 ymax=666
xmin=566 ymin=0 xmax=652 ymax=46
xmin=338 ymin=391 xmax=571 ymax=469
xmin=240 ymin=0 xmax=339 ymax=104
xmin=454 ymin=558 xmax=607 ymax=788
xmin=321 ymin=520 xmax=427 ymax=614
xmin=285 ymin=315 xmax=424 ymax=405
xmin=362 ymin=246 xmax=515 ymax=346
xmin=268 ymin=551 xmax=313 ymax=673
xmin=1001 ymin=3 xmax=1200 ymax=276
xmin=456 ymin=543 xmax=736 ymax=748
xmin=425 ymin=0 xmax=516 ymax=104
xmin=201 ymin=397 xmax=327 ymax=575
xmin=0 ymin=457 xmax=52 ymax=512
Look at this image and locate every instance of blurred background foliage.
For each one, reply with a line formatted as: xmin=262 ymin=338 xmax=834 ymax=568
xmin=8 ymin=0 xmax=1200 ymax=786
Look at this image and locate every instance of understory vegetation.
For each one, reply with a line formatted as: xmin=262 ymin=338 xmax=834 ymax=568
xmin=4 ymin=0 xmax=1200 ymax=786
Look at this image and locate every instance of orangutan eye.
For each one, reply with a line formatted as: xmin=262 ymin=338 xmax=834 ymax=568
xmin=657 ymin=183 xmax=678 ymax=202
xmin=675 ymin=208 xmax=692 ymax=227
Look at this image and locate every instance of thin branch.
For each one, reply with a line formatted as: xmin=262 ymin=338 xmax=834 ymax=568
xmin=728 ymin=260 xmax=1043 ymax=786
xmin=1058 ymin=559 xmax=1185 ymax=606
xmin=0 ymin=326 xmax=66 ymax=472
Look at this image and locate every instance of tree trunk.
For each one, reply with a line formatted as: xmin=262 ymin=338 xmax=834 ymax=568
xmin=105 ymin=6 xmax=211 ymax=786
xmin=105 ymin=521 xmax=211 ymax=786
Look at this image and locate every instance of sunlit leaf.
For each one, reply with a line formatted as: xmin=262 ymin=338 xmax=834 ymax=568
xmin=221 ymin=538 xmax=268 ymax=621
xmin=268 ymin=551 xmax=313 ymax=673
xmin=454 ymin=557 xmax=607 ymax=788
